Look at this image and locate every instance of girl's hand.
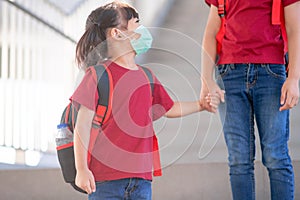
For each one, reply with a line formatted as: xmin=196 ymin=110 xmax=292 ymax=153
xmin=204 ymin=91 xmax=225 ymax=113
xmin=75 ymin=168 xmax=96 ymax=194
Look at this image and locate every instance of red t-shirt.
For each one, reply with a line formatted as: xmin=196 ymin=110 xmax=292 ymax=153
xmin=71 ymin=61 xmax=174 ymax=181
xmin=205 ymin=0 xmax=300 ymax=64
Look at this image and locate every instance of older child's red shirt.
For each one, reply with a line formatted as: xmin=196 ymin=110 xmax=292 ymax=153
xmin=205 ymin=0 xmax=300 ymax=64
xmin=71 ymin=61 xmax=174 ymax=181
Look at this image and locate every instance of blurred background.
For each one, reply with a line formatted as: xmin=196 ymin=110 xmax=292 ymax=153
xmin=0 ymin=0 xmax=299 ymax=199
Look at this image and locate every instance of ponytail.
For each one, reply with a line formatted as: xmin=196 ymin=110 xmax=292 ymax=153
xmin=76 ymin=23 xmax=107 ymax=69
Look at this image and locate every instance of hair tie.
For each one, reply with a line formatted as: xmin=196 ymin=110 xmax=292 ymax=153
xmin=88 ymin=18 xmax=100 ymax=27
xmin=93 ymin=22 xmax=101 ymax=27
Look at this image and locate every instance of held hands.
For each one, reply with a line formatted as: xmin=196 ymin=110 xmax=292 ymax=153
xmin=203 ymin=92 xmax=224 ymax=113
xmin=200 ymin=91 xmax=225 ymax=113
xmin=200 ymin=80 xmax=225 ymax=113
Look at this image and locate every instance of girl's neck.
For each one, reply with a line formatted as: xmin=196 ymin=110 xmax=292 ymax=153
xmin=110 ymin=54 xmax=138 ymax=70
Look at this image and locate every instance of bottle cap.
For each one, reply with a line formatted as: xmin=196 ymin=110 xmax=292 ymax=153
xmin=57 ymin=123 xmax=68 ymax=129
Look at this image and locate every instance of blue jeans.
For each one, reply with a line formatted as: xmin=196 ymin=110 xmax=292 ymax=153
xmin=88 ymin=178 xmax=152 ymax=200
xmin=216 ymin=64 xmax=294 ymax=200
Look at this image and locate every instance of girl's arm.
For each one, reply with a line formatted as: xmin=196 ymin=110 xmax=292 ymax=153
xmin=280 ymin=2 xmax=300 ymax=111
xmin=164 ymin=101 xmax=202 ymax=118
xmin=74 ymin=105 xmax=96 ymax=194
xmin=165 ymin=93 xmax=221 ymax=118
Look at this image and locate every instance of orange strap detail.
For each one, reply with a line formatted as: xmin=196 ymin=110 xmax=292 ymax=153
xmin=272 ymin=0 xmax=288 ymax=70
xmin=93 ymin=105 xmax=107 ymax=125
xmin=216 ymin=18 xmax=226 ymax=55
xmin=56 ymin=142 xmax=74 ymax=151
xmin=216 ymin=0 xmax=228 ymax=55
xmin=96 ymin=105 xmax=107 ymax=117
xmin=87 ymin=64 xmax=114 ymax=166
xmin=272 ymin=0 xmax=282 ymax=25
xmin=272 ymin=0 xmax=288 ymax=52
xmin=64 ymin=103 xmax=71 ymax=124
xmin=218 ymin=0 xmax=226 ymax=16
xmin=280 ymin=7 xmax=288 ymax=55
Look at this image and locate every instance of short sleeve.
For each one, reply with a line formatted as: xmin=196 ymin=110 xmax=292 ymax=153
xmin=205 ymin=0 xmax=218 ymax=7
xmin=151 ymin=76 xmax=174 ymax=120
xmin=70 ymin=67 xmax=99 ymax=111
xmin=283 ymin=0 xmax=300 ymax=7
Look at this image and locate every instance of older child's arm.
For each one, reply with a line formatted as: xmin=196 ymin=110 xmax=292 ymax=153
xmin=280 ymin=2 xmax=300 ymax=111
xmin=200 ymin=5 xmax=225 ymax=112
xmin=165 ymin=93 xmax=221 ymax=118
xmin=74 ymin=105 xmax=96 ymax=194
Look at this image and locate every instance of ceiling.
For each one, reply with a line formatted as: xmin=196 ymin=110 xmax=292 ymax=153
xmin=46 ymin=0 xmax=86 ymax=15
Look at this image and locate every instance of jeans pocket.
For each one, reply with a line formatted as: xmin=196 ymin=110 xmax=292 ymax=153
xmin=265 ymin=64 xmax=286 ymax=80
xmin=216 ymin=64 xmax=230 ymax=78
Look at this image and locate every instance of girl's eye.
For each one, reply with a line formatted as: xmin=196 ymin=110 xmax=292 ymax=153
xmin=136 ymin=19 xmax=140 ymax=23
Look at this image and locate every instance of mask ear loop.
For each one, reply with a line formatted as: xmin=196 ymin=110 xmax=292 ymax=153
xmin=116 ymin=29 xmax=138 ymax=41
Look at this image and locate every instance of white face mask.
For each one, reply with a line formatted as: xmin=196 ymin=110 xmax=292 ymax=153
xmin=119 ymin=25 xmax=153 ymax=56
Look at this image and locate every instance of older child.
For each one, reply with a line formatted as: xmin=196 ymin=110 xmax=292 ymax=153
xmin=200 ymin=0 xmax=300 ymax=199
xmin=72 ymin=1 xmax=221 ymax=199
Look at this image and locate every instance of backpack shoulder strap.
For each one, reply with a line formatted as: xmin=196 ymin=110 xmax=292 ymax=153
xmin=140 ymin=66 xmax=154 ymax=95
xmin=216 ymin=0 xmax=229 ymax=56
xmin=91 ymin=64 xmax=113 ymax=127
xmin=60 ymin=102 xmax=78 ymax=132
xmin=272 ymin=0 xmax=282 ymax=25
xmin=87 ymin=64 xmax=113 ymax=165
xmin=218 ymin=0 xmax=226 ymax=17
xmin=271 ymin=0 xmax=288 ymax=52
xmin=139 ymin=66 xmax=163 ymax=176
xmin=272 ymin=0 xmax=288 ymax=69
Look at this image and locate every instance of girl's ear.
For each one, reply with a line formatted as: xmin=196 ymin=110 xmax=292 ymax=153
xmin=109 ymin=28 xmax=118 ymax=37
xmin=110 ymin=28 xmax=123 ymax=40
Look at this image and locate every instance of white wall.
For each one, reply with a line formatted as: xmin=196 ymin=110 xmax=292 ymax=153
xmin=134 ymin=0 xmax=175 ymax=27
xmin=0 ymin=0 xmax=175 ymax=166
xmin=0 ymin=1 xmax=75 ymax=156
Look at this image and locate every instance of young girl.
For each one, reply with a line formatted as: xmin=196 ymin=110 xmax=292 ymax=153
xmin=72 ymin=1 xmax=221 ymax=199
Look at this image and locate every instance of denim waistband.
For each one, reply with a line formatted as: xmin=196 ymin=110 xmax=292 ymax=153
xmin=218 ymin=63 xmax=284 ymax=69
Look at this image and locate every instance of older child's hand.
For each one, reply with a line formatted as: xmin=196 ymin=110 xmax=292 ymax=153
xmin=205 ymin=91 xmax=225 ymax=113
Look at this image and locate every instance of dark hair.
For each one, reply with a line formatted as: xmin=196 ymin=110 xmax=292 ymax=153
xmin=75 ymin=1 xmax=139 ymax=68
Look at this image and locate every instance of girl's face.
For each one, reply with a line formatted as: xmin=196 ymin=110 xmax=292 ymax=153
xmin=108 ymin=17 xmax=141 ymax=56
xmin=119 ymin=17 xmax=141 ymax=41
xmin=127 ymin=17 xmax=140 ymax=32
